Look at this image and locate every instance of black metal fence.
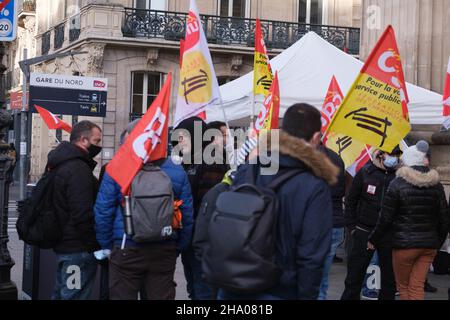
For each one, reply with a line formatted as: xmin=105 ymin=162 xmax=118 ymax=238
xmin=122 ymin=8 xmax=360 ymax=55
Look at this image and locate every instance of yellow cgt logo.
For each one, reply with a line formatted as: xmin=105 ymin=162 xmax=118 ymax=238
xmin=179 ymin=51 xmax=213 ymax=105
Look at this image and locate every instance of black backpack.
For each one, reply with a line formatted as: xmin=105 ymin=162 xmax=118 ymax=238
xmin=16 ymin=167 xmax=65 ymax=249
xmin=192 ymin=181 xmax=231 ymax=261
xmin=202 ymin=166 xmax=303 ymax=294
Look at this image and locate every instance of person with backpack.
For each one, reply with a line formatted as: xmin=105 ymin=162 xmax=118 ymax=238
xmin=368 ymin=141 xmax=450 ymax=300
xmin=173 ymin=117 xmax=229 ymax=300
xmin=204 ymin=103 xmax=340 ymax=300
xmin=318 ymin=145 xmax=346 ymax=300
xmin=47 ymin=121 xmax=102 ymax=300
xmin=341 ymin=147 xmax=402 ymax=300
xmin=94 ymin=119 xmax=194 ymax=300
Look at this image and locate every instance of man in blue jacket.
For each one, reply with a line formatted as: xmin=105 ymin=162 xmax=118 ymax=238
xmin=218 ymin=103 xmax=339 ymax=300
xmin=94 ymin=120 xmax=194 ymax=300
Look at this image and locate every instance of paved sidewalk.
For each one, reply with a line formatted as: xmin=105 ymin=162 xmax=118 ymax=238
xmin=6 ymin=185 xmax=450 ymax=300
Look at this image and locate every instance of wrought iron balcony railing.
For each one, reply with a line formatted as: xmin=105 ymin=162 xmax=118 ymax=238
xmin=122 ymin=8 xmax=360 ymax=55
xmin=54 ymin=23 xmax=65 ymax=50
xmin=41 ymin=31 xmax=51 ymax=55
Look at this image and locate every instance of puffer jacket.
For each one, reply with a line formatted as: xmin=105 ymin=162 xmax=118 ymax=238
xmin=369 ymin=166 xmax=450 ymax=249
xmin=345 ymin=155 xmax=397 ymax=233
xmin=94 ymin=158 xmax=194 ymax=252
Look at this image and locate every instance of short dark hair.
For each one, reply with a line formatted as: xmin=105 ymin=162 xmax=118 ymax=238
xmin=207 ymin=121 xmax=226 ymax=131
xmin=282 ymin=103 xmax=322 ymax=141
xmin=70 ymin=120 xmax=101 ymax=143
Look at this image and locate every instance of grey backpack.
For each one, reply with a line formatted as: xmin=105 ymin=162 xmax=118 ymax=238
xmin=129 ymin=163 xmax=174 ymax=243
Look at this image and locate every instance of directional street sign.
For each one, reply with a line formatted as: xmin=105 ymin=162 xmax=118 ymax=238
xmin=29 ymin=73 xmax=108 ymax=117
xmin=0 ymin=0 xmax=18 ymax=41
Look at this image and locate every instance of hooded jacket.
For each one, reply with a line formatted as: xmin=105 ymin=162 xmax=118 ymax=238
xmin=47 ymin=141 xmax=100 ymax=253
xmin=344 ymin=152 xmax=397 ymax=236
xmin=369 ymin=166 xmax=450 ymax=249
xmin=174 ymin=117 xmax=229 ymax=215
xmin=224 ymin=131 xmax=339 ymax=300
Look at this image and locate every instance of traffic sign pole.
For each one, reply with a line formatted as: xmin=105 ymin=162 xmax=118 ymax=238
xmin=19 ymin=47 xmax=27 ymax=200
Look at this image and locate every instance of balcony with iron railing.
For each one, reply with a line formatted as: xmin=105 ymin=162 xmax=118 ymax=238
xmin=122 ymin=8 xmax=360 ymax=55
xmin=41 ymin=30 xmax=51 ymax=55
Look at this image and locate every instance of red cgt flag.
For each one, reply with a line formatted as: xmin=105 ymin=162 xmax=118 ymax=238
xmin=254 ymin=71 xmax=280 ymax=133
xmin=361 ymin=25 xmax=410 ymax=120
xmin=443 ymin=57 xmax=450 ymax=117
xmin=320 ymin=75 xmax=344 ymax=139
xmin=106 ymin=73 xmax=172 ymax=195
xmin=179 ymin=39 xmax=185 ymax=67
xmin=35 ymin=105 xmax=72 ymax=133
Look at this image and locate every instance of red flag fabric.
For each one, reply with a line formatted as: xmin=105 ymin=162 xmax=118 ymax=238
xmin=320 ymin=75 xmax=344 ymax=139
xmin=106 ymin=73 xmax=172 ymax=195
xmin=361 ymin=25 xmax=409 ymax=120
xmin=179 ymin=39 xmax=185 ymax=67
xmin=346 ymin=148 xmax=371 ymax=177
xmin=35 ymin=105 xmax=72 ymax=133
xmin=443 ymin=57 xmax=450 ymax=116
xmin=254 ymin=72 xmax=280 ymax=133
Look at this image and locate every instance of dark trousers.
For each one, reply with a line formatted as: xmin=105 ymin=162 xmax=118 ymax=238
xmin=341 ymin=228 xmax=396 ymax=300
xmin=109 ymin=242 xmax=177 ymax=300
xmin=99 ymin=259 xmax=109 ymax=300
xmin=181 ymin=247 xmax=213 ymax=300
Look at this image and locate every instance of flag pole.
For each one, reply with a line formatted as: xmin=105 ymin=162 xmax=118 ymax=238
xmin=365 ymin=145 xmax=373 ymax=161
xmin=251 ymin=94 xmax=256 ymax=130
xmin=217 ymin=94 xmax=238 ymax=171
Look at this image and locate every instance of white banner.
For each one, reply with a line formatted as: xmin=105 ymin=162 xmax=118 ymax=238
xmin=30 ymin=73 xmax=108 ymax=92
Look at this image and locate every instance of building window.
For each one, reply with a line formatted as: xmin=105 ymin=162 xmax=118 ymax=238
xmin=298 ymin=0 xmax=323 ymax=24
xmin=131 ymin=72 xmax=164 ymax=117
xmin=65 ymin=0 xmax=81 ymax=17
xmin=133 ymin=0 xmax=167 ymax=10
xmin=218 ymin=0 xmax=249 ymax=18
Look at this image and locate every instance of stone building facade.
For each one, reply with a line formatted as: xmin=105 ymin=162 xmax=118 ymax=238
xmin=359 ymin=0 xmax=450 ymax=192
xmin=5 ymin=0 xmax=362 ymax=181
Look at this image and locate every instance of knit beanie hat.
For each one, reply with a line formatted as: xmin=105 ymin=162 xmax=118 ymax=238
xmin=119 ymin=119 xmax=140 ymax=145
xmin=402 ymin=140 xmax=429 ymax=167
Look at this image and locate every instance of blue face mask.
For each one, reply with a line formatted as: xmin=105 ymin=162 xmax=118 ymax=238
xmin=383 ymin=155 xmax=399 ymax=168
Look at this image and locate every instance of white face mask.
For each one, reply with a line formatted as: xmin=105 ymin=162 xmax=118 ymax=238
xmin=383 ymin=155 xmax=399 ymax=168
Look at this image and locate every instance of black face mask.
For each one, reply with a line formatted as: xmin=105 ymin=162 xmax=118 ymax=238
xmin=87 ymin=144 xmax=102 ymax=158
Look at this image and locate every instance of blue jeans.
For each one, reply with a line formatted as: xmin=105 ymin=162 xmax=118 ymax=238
xmin=52 ymin=252 xmax=97 ymax=300
xmin=181 ymin=247 xmax=213 ymax=300
xmin=318 ymin=228 xmax=344 ymax=300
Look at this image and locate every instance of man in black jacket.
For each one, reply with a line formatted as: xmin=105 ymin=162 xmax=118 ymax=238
xmin=318 ymin=145 xmax=346 ymax=300
xmin=48 ymin=120 xmax=102 ymax=300
xmin=341 ymin=147 xmax=402 ymax=300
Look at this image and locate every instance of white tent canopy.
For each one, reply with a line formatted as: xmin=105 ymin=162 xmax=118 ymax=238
xmin=207 ymin=32 xmax=443 ymax=126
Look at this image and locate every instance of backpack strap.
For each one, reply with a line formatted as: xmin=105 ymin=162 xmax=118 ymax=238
xmin=267 ymin=169 xmax=304 ymax=191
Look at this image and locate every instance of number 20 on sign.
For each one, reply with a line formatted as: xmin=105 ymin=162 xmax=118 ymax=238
xmin=0 ymin=0 xmax=17 ymax=41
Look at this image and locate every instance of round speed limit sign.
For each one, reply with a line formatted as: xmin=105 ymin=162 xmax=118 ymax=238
xmin=0 ymin=19 xmax=12 ymax=37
